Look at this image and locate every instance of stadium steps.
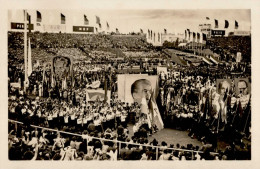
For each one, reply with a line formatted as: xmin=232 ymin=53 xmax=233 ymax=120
xmin=163 ymin=49 xmax=188 ymax=66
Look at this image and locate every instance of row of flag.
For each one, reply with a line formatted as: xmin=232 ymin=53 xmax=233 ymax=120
xmin=147 ymin=29 xmax=162 ymax=42
xmin=206 ymin=17 xmax=239 ymax=29
xmin=27 ymin=10 xmax=110 ymax=30
xmin=185 ymin=29 xmax=207 ymax=43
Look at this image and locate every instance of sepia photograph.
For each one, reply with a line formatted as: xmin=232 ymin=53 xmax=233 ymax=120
xmin=1 ymin=0 xmax=260 ymax=169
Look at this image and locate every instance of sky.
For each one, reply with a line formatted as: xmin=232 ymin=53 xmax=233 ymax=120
xmin=8 ymin=9 xmax=251 ymax=34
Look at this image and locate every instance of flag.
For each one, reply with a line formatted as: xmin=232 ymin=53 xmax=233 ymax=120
xmin=104 ymin=78 xmax=108 ymax=102
xmin=164 ymin=28 xmax=167 ymax=34
xmin=27 ymin=38 xmax=32 ymax=77
xmin=158 ymin=32 xmax=160 ymax=42
xmin=61 ymin=13 xmax=65 ymax=24
xmin=99 ymin=23 xmax=102 ymax=29
xmin=200 ymin=32 xmax=203 ymax=43
xmin=96 ymin=15 xmax=100 ymax=24
xmin=185 ymin=30 xmax=187 ymax=40
xmin=193 ymin=32 xmax=196 ymax=42
xmin=206 ymin=17 xmax=210 ymax=20
xmin=27 ymin=13 xmax=30 ymax=22
xmin=148 ymin=29 xmax=150 ymax=38
xmin=224 ymin=20 xmax=229 ymax=28
xmin=197 ymin=32 xmax=200 ymax=43
xmin=202 ymin=33 xmax=207 ymax=41
xmin=86 ymin=89 xmax=110 ymax=102
xmin=214 ymin=19 xmax=218 ymax=28
xmin=154 ymin=32 xmax=155 ymax=42
xmin=107 ymin=22 xmax=109 ymax=30
xmin=84 ymin=15 xmax=89 ymax=25
xmin=36 ymin=11 xmax=41 ymax=22
xmin=235 ymin=20 xmax=239 ymax=29
xmin=187 ymin=29 xmax=190 ymax=41
xmin=151 ymin=30 xmax=153 ymax=39
xmin=140 ymin=29 xmax=143 ymax=33
xmin=148 ymin=91 xmax=164 ymax=131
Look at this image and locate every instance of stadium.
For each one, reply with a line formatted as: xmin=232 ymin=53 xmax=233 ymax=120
xmin=8 ymin=9 xmax=251 ymax=161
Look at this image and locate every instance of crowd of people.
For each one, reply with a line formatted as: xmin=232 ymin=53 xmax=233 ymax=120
xmin=8 ymin=31 xmax=251 ymax=160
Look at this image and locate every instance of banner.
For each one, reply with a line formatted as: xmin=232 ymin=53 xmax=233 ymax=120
xmin=73 ymin=26 xmax=94 ymax=32
xmin=86 ymin=89 xmax=111 ymax=102
xmin=10 ymin=82 xmax=21 ymax=89
xmin=43 ymin=25 xmax=66 ymax=32
xmin=233 ymin=30 xmax=250 ymax=36
xmin=211 ymin=30 xmax=225 ymax=36
xmin=11 ymin=22 xmax=34 ymax=30
xmin=86 ymin=80 xmax=101 ymax=89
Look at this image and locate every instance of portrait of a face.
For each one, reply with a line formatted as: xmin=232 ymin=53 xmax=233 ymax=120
xmin=131 ymin=79 xmax=152 ymax=104
xmin=235 ymin=78 xmax=250 ymax=96
xmin=217 ymin=79 xmax=231 ymax=95
xmin=238 ymin=80 xmax=248 ymax=95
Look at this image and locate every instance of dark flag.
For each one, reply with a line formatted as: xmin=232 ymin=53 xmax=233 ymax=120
xmin=185 ymin=30 xmax=187 ymax=40
xmin=61 ymin=13 xmax=65 ymax=24
xmin=148 ymin=29 xmax=150 ymax=39
xmin=154 ymin=32 xmax=155 ymax=42
xmin=158 ymin=32 xmax=160 ymax=42
xmin=197 ymin=32 xmax=200 ymax=43
xmin=214 ymin=19 xmax=218 ymax=28
xmin=235 ymin=20 xmax=239 ymax=29
xmin=187 ymin=29 xmax=190 ymax=40
xmin=224 ymin=20 xmax=229 ymax=28
xmin=84 ymin=15 xmax=89 ymax=25
xmin=27 ymin=13 xmax=30 ymax=21
xmin=206 ymin=17 xmax=210 ymax=20
xmin=193 ymin=32 xmax=196 ymax=42
xmin=202 ymin=33 xmax=207 ymax=41
xmin=164 ymin=28 xmax=167 ymax=34
xmin=36 ymin=11 xmax=41 ymax=22
xmin=96 ymin=16 xmax=100 ymax=24
xmin=99 ymin=23 xmax=102 ymax=29
xmin=104 ymin=78 xmax=108 ymax=103
xmin=140 ymin=29 xmax=143 ymax=33
xmin=151 ymin=30 xmax=153 ymax=39
xmin=107 ymin=22 xmax=109 ymax=29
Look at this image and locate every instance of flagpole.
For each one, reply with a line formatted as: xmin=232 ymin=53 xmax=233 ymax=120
xmin=24 ymin=9 xmax=28 ymax=92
